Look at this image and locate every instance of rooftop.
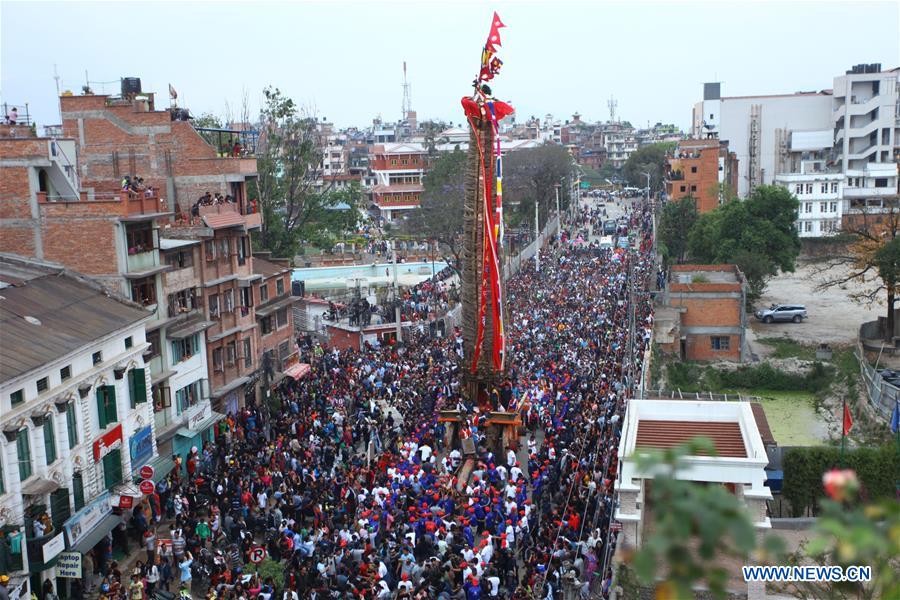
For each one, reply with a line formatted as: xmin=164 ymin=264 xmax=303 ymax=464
xmin=668 ymin=264 xmax=745 ymax=292
xmin=0 ymin=254 xmax=150 ymax=382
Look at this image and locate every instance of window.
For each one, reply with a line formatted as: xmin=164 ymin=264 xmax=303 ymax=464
xmin=16 ymin=429 xmax=32 ymax=481
xmin=690 ymin=166 xmax=697 ymax=174
xmin=129 ymin=368 xmax=147 ymax=407
xmin=92 ymin=351 xmax=102 ymax=365
xmin=146 ymin=330 xmax=161 ymax=360
xmin=804 ymin=221 xmax=813 ymax=233
xmin=66 ymin=402 xmax=78 ymax=449
xmin=213 ymin=348 xmax=224 ymax=372
xmin=237 ymin=236 xmax=247 ymax=266
xmin=875 ymin=178 xmax=888 ymax=188
xmin=805 ymin=184 xmax=813 ymax=194
xmin=96 ymin=385 xmax=117 ymax=429
xmin=795 ymin=184 xmax=803 ymax=195
xmin=278 ymin=340 xmax=291 ymax=364
xmin=259 ymin=283 xmax=269 ymax=303
xmin=243 ymin=338 xmax=252 ymax=368
xmin=218 ymin=238 xmax=231 ymax=259
xmin=175 ymin=381 xmax=201 ymax=414
xmin=209 ymin=294 xmax=220 ymax=319
xmin=171 ymin=335 xmax=199 ymax=364
xmin=819 ymin=202 xmax=827 ymax=213
xmin=804 ymin=202 xmax=813 ymax=213
xmin=261 ymin=316 xmax=273 ymax=335
xmin=126 ymin=222 xmax=155 ymax=254
xmin=36 ymin=377 xmax=49 ymax=393
xmin=205 ymin=240 xmax=216 ymax=261
xmin=165 ymin=250 xmax=194 ymax=269
xmin=240 ymin=287 xmax=253 ymax=311
xmin=679 ymin=185 xmax=686 ymax=193
xmin=276 ymin=278 xmax=285 ymax=296
xmin=820 ymin=183 xmax=828 ymax=193
xmin=72 ymin=472 xmax=85 ymax=511
xmin=710 ymin=336 xmax=731 ymax=351
xmin=390 ymin=159 xmax=397 ymax=165
xmin=830 ymin=202 xmax=837 ymax=213
xmin=102 ymin=448 xmax=123 ymax=490
xmin=225 ymin=341 xmax=237 ymax=366
xmin=168 ymin=288 xmax=201 ymax=316
xmin=43 ymin=418 xmax=57 ymax=465
xmin=153 ymin=385 xmax=171 ymax=413
xmin=831 ymin=182 xmax=838 ymax=193
xmin=276 ymin=308 xmax=288 ymax=329
xmin=60 ymin=366 xmax=71 ymax=381
xmin=223 ymin=289 xmax=235 ymax=313
xmin=690 ymin=185 xmax=697 ymax=192
xmin=125 ymin=336 xmax=133 ymax=349
xmin=130 ymin=275 xmax=157 ymax=306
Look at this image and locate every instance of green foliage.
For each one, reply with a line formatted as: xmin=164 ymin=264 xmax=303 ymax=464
xmin=623 ymin=142 xmax=675 ymax=191
xmin=597 ymin=161 xmax=619 ymax=181
xmin=687 ymin=185 xmax=801 ymax=301
xmin=408 ymin=149 xmax=467 ymax=264
xmin=666 ymin=361 xmax=834 ymax=394
xmin=757 ymin=337 xmax=817 ymax=360
xmin=629 ymin=439 xmax=783 ymax=599
xmin=874 ymin=235 xmax=900 ymax=294
xmin=691 ymin=274 xmax=709 ymax=283
xmin=503 ymin=144 xmax=575 ymax=223
xmin=254 ymin=87 xmax=354 ymax=258
xmin=658 ymin=196 xmax=698 ymax=265
xmin=782 ymin=445 xmax=900 ymax=517
xmin=247 ymin=557 xmax=285 ymax=591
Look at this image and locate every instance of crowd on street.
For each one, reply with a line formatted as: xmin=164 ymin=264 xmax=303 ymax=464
xmin=81 ymin=199 xmax=654 ymax=600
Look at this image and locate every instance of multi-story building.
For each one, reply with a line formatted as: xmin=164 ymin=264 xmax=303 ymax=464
xmin=665 ymin=139 xmax=739 ymax=213
xmin=774 ymin=171 xmax=844 ymax=237
xmin=0 ymin=254 xmax=154 ymax=593
xmin=832 ymin=64 xmax=899 ymax=215
xmin=0 ymin=84 xmax=261 ymax=461
xmin=369 ymin=143 xmax=426 ymax=222
xmin=251 ymin=255 xmax=300 ymax=391
xmin=692 ymin=82 xmax=834 ymax=197
xmin=601 ymin=122 xmax=638 ymax=168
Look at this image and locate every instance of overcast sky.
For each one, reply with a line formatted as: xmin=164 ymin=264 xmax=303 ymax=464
xmin=2 ymin=1 xmax=898 ymax=132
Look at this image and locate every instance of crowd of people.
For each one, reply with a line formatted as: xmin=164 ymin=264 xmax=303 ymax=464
xmin=82 ymin=198 xmax=654 ymax=600
xmin=121 ymin=175 xmax=156 ymax=199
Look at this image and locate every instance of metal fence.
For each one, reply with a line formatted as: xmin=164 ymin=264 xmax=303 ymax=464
xmin=503 ymin=214 xmax=560 ymax=280
xmin=855 ymin=339 xmax=898 ymax=420
xmin=641 ymin=388 xmax=763 ymax=403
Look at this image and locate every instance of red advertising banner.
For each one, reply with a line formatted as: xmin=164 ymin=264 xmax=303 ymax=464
xmin=93 ymin=424 xmax=123 ymax=462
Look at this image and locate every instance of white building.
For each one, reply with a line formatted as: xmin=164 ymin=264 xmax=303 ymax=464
xmin=833 ymin=64 xmax=900 ymax=213
xmin=693 ymin=83 xmax=834 ymax=197
xmin=0 ymin=254 xmax=155 ymax=590
xmin=775 ymin=171 xmax=844 ymax=237
xmin=614 ymin=399 xmax=773 ymax=599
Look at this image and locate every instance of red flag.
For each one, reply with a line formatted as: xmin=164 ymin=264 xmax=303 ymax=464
xmin=485 ymin=12 xmax=505 ymax=51
xmin=842 ymin=403 xmax=853 ymax=436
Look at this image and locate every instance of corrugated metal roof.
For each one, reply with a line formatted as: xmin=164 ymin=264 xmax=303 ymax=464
xmin=202 ymin=212 xmax=245 ymax=229
xmin=0 ymin=273 xmax=149 ymax=382
xmin=635 ymin=419 xmax=747 ymax=458
xmin=750 ymin=403 xmax=776 ymax=446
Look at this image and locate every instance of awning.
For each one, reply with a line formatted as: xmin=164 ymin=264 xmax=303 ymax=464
xmin=255 ymin=295 xmax=297 ymax=318
xmin=281 ymin=363 xmax=311 ymax=381
xmin=141 ymin=454 xmax=176 ymax=484
xmin=21 ymin=477 xmax=61 ymax=496
xmin=70 ymin=514 xmax=122 ymax=554
xmin=167 ymin=318 xmax=215 ymax=340
xmin=210 ymin=376 xmax=249 ymax=399
xmin=122 ymin=264 xmax=172 ymax=279
xmin=151 ymin=369 xmax=177 ymax=385
xmin=176 ymin=411 xmax=226 ymax=438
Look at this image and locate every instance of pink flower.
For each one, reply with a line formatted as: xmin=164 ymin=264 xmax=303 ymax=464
xmin=822 ymin=468 xmax=859 ymax=502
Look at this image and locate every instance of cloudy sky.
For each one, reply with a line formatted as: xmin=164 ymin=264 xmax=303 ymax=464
xmin=2 ymin=1 xmax=898 ymax=131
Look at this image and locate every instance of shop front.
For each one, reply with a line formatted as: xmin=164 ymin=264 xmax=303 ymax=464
xmin=171 ymin=402 xmax=225 ymax=473
xmin=61 ymin=492 xmax=120 ymax=595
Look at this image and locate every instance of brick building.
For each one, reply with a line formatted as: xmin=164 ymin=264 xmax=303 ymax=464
xmin=657 ymin=265 xmax=748 ymax=362
xmin=665 ymin=139 xmax=739 ymax=213
xmin=251 ymin=255 xmax=301 ymax=392
xmin=369 ymin=143 xmax=426 ymax=222
xmin=0 ymin=86 xmax=262 ymax=454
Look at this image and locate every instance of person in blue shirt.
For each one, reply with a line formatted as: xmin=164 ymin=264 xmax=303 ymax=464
xmin=178 ymin=552 xmax=193 ymax=586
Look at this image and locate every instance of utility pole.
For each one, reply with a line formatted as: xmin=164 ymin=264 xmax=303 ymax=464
xmin=555 ymin=183 xmax=561 ymax=218
xmin=393 ymin=241 xmax=402 ymax=343
xmin=534 ymin=199 xmax=540 ymax=273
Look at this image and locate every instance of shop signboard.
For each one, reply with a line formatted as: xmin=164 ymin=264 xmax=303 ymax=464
xmin=57 ymin=551 xmax=82 ymax=578
xmin=186 ymin=402 xmax=211 ymax=431
xmin=129 ymin=425 xmax=153 ymax=468
xmin=42 ymin=532 xmax=65 ymax=563
xmin=63 ymin=491 xmax=112 ymax=548
xmin=93 ymin=424 xmax=123 ymax=462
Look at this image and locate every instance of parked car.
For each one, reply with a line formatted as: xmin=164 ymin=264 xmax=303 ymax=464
xmin=603 ymin=220 xmax=617 ymax=235
xmin=755 ymin=304 xmax=807 ymax=324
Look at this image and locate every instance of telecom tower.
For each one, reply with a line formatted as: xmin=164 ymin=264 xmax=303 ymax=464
xmin=402 ymin=61 xmax=412 ymax=122
xmin=607 ymin=94 xmax=618 ymax=123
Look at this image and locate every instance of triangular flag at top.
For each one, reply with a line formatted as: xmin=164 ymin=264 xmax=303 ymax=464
xmin=842 ymin=402 xmax=854 ymax=436
xmin=486 ymin=11 xmax=506 ymax=51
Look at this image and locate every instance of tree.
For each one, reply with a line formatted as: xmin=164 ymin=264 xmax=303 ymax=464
xmin=658 ymin=196 xmax=698 ymax=265
xmin=622 ymin=141 xmax=675 ymax=192
xmin=408 ymin=149 xmax=467 ymax=269
xmin=814 ymin=205 xmax=900 ymax=340
xmin=254 ymin=87 xmax=343 ymax=257
xmin=419 ymin=119 xmax=450 ymax=159
xmin=503 ymin=144 xmax=574 ymax=227
xmin=687 ymin=185 xmax=801 ymax=301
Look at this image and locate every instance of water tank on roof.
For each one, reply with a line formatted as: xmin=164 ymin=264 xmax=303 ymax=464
xmin=121 ymin=77 xmax=142 ymax=96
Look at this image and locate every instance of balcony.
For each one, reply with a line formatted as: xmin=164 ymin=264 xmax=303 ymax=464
xmin=37 ymin=189 xmax=171 ymax=219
